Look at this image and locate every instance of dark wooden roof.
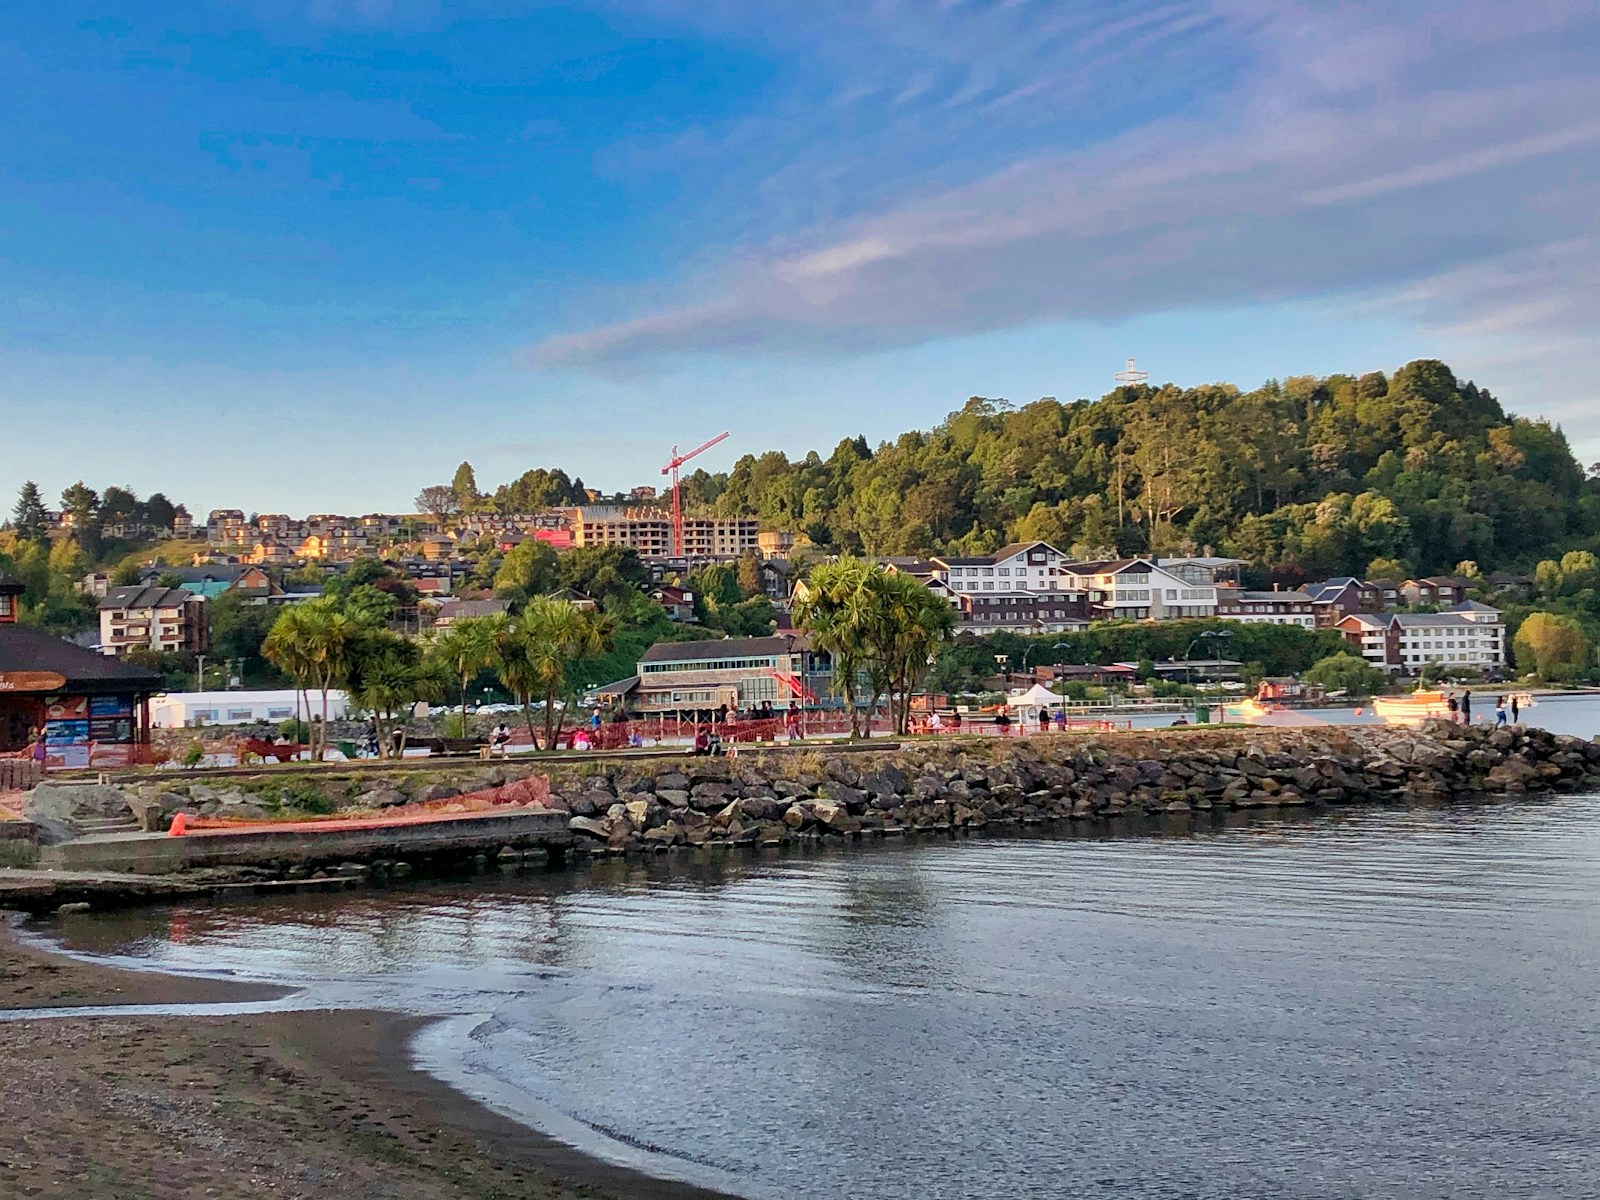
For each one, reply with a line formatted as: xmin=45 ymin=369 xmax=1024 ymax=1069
xmin=640 ymin=635 xmax=808 ymax=664
xmin=98 ymin=585 xmax=194 ymax=612
xmin=0 ymin=626 xmax=162 ymax=694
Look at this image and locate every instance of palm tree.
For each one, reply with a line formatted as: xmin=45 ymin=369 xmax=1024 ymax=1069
xmin=794 ymin=557 xmax=876 ymax=737
xmin=873 ymin=571 xmax=954 ymax=734
xmin=262 ymin=598 xmax=359 ymax=760
xmin=344 ymin=629 xmax=448 ymax=756
xmin=795 ymin=560 xmax=954 ymax=737
xmin=491 ymin=597 xmax=612 ymax=750
xmin=425 ymin=614 xmax=509 ymax=736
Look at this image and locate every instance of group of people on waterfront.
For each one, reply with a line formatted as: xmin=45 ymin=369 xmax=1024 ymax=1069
xmin=1446 ymin=691 xmax=1522 ymax=726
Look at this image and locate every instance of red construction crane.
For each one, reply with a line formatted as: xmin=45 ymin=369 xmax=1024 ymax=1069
xmin=661 ymin=431 xmax=730 ymax=557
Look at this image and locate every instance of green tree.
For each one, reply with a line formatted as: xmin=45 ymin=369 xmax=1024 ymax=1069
xmin=99 ymin=485 xmax=141 ymax=526
xmin=494 ymin=540 xmax=560 ymax=602
xmin=490 ymin=597 xmax=612 ymax=749
xmin=556 ymin=544 xmax=649 ymax=605
xmin=1513 ymin=612 xmax=1591 ymax=680
xmin=344 ymin=630 xmax=447 ymax=756
xmin=450 ymin=462 xmax=481 ymax=510
xmin=1558 ymin=551 xmax=1600 ymax=595
xmin=59 ymin=482 xmax=101 ymax=558
xmin=689 ymin=562 xmax=743 ymax=624
xmin=11 ymin=482 xmax=49 ymax=543
xmin=1302 ymin=652 xmax=1389 ymax=699
xmin=794 ymin=558 xmax=877 ymax=737
xmin=209 ymin=590 xmax=282 ymax=685
xmin=142 ymin=492 xmax=179 ymax=532
xmin=736 ymin=548 xmax=764 ymax=598
xmin=872 ymin=570 xmax=955 ymax=734
xmin=262 ymin=599 xmax=361 ymax=760
xmin=793 ymin=558 xmax=951 ymax=736
xmin=340 ymin=584 xmax=400 ymax=628
xmin=426 ymin=614 xmax=509 ymax=732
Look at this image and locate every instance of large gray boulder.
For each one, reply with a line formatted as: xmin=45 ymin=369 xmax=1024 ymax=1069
xmin=25 ymin=783 xmax=143 ymax=839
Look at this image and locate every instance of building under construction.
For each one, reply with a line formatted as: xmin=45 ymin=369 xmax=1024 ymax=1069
xmin=572 ymin=506 xmax=759 ymax=561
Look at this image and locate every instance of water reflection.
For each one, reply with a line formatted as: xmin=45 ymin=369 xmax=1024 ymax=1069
xmin=36 ymin=792 xmax=1600 ymax=1200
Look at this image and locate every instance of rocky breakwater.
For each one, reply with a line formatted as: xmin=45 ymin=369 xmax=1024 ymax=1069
xmin=545 ymin=723 xmax=1600 ymax=854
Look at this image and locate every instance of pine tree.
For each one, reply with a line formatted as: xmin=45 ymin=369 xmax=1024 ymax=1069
xmin=59 ymin=481 xmax=101 ymax=557
xmin=450 ymin=462 xmax=480 ymax=509
xmin=12 ymin=481 xmax=48 ymax=542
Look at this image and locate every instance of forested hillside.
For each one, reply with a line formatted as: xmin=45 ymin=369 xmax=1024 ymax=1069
xmin=681 ymin=360 xmax=1599 ymax=580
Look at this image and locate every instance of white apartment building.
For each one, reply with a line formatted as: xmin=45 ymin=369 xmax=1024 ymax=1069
xmin=1057 ymin=559 xmax=1218 ymax=621
xmin=931 ymin=541 xmax=1075 ymax=595
xmin=1216 ymin=588 xmax=1317 ymax=628
xmin=97 ymin=585 xmax=210 ymax=657
xmin=1337 ymin=602 xmax=1506 ymax=673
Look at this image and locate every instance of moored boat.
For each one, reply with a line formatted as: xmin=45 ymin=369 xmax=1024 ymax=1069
xmin=1371 ymin=690 xmax=1453 ymax=724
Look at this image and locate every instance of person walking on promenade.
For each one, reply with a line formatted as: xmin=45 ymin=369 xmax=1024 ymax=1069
xmin=1447 ymin=694 xmax=1460 ymax=723
xmin=1511 ymin=694 xmax=1521 ymax=723
xmin=1460 ymin=690 xmax=1472 ymax=724
xmin=1495 ymin=696 xmax=1509 ymax=726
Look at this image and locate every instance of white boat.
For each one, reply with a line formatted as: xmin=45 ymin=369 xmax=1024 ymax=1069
xmin=1371 ymin=690 xmax=1453 ymax=725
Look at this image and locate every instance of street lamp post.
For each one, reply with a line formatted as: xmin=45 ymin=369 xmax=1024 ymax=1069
xmin=1020 ymin=640 xmax=1072 ymax=678
xmin=1182 ymin=629 xmax=1235 ymax=683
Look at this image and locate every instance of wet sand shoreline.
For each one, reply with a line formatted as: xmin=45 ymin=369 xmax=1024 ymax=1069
xmin=0 ymin=919 xmax=735 ymax=1200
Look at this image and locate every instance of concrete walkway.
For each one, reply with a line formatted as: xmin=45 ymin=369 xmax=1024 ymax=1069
xmin=39 ymin=806 xmax=573 ymax=875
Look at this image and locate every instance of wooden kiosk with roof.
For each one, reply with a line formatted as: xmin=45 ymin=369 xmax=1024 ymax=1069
xmin=0 ymin=573 xmax=163 ymax=767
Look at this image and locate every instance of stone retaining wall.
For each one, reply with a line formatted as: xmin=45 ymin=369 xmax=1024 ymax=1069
xmin=28 ymin=723 xmax=1600 ymax=867
xmin=539 ymin=724 xmax=1600 ymax=853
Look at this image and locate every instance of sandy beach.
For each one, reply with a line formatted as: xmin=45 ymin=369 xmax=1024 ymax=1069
xmin=0 ymin=921 xmax=732 ymax=1200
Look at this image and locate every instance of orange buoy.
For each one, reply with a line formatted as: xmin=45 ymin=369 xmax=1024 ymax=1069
xmin=167 ymin=812 xmax=188 ymax=837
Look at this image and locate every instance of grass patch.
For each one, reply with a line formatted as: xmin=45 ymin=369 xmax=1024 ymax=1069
xmin=0 ymin=840 xmax=39 ymax=868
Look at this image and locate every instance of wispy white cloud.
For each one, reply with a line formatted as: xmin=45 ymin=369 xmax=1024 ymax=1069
xmin=534 ymin=0 xmax=1600 ymax=443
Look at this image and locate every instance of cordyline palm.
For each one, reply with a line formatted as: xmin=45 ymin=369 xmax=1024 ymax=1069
xmin=797 ymin=559 xmax=954 ymax=738
xmin=872 ymin=572 xmax=953 ymax=734
xmin=426 ymin=614 xmax=509 ymax=735
xmin=794 ymin=557 xmax=878 ymax=737
xmin=262 ymin=598 xmax=359 ymax=760
xmin=345 ymin=629 xmax=448 ymax=756
xmin=493 ymin=597 xmax=613 ymax=750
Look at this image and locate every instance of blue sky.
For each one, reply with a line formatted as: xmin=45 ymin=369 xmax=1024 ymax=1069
xmin=3 ymin=0 xmax=1596 ymax=515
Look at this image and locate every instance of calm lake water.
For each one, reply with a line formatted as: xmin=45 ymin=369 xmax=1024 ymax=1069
xmin=41 ymin=771 xmax=1600 ymax=1200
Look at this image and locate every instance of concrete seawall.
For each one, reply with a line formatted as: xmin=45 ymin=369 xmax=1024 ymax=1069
xmin=38 ymin=808 xmax=573 ymax=875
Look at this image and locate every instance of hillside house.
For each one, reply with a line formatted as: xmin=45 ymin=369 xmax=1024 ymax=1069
xmin=97 ymin=586 xmax=210 ymax=657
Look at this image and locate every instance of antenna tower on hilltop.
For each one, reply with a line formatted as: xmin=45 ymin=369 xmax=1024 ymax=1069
xmin=1114 ymin=357 xmax=1149 ymax=386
